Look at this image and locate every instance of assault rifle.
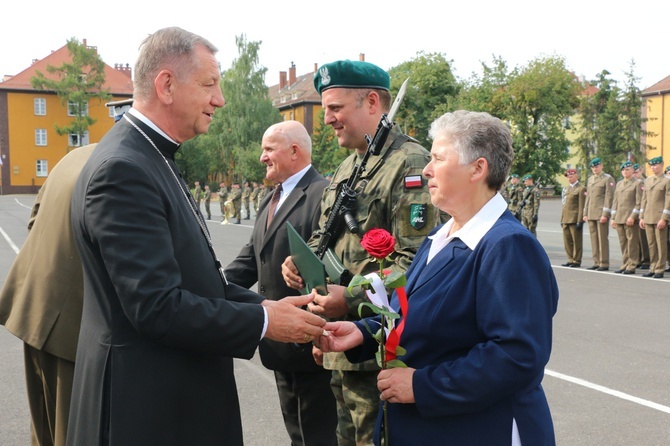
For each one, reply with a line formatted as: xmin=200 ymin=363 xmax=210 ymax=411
xmin=314 ymin=78 xmax=410 ymax=284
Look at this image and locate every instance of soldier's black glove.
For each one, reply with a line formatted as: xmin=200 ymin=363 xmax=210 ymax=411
xmin=532 ymin=215 xmax=538 ymax=223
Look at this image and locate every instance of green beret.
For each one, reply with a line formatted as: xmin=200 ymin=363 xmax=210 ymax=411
xmin=633 ymin=163 xmax=641 ymax=171
xmin=648 ymin=156 xmax=663 ymax=165
xmin=620 ymin=161 xmax=633 ymax=170
xmin=589 ymin=157 xmax=602 ymax=167
xmin=665 ymin=165 xmax=670 ymax=173
xmin=522 ymin=174 xmax=532 ymax=181
xmin=313 ymin=60 xmax=390 ymax=95
xmin=510 ymin=174 xmax=519 ymax=178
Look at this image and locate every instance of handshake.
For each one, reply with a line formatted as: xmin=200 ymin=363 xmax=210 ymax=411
xmin=262 ymin=292 xmax=327 ymax=344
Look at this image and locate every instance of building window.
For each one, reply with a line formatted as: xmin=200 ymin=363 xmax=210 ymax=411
xmin=34 ymin=98 xmax=46 ymax=115
xmin=69 ymin=132 xmax=89 ymax=147
xmin=36 ymin=160 xmax=48 ymax=177
xmin=35 ymin=129 xmax=47 ymax=146
xmin=68 ymin=101 xmax=88 ymax=116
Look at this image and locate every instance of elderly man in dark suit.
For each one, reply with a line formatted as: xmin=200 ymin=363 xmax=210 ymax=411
xmin=225 ymin=120 xmax=337 ymax=446
xmin=66 ymin=27 xmax=325 ymax=446
xmin=0 ymin=144 xmax=96 ymax=446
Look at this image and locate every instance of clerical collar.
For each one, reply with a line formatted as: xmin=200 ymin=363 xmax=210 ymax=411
xmin=127 ymin=108 xmax=179 ymax=146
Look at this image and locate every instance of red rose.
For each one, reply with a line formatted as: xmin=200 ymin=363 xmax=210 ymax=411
xmin=360 ymin=228 xmax=395 ymax=260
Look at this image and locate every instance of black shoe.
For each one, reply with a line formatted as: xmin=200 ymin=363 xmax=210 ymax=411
xmin=666 ymin=266 xmax=670 ymax=272
xmin=569 ymin=263 xmax=581 ymax=268
xmin=586 ymin=265 xmax=599 ymax=270
xmin=597 ymin=267 xmax=609 ymax=271
xmin=639 ymin=264 xmax=650 ymax=270
xmin=561 ymin=263 xmax=572 ymax=267
xmin=236 ymin=220 xmax=241 ymax=224
xmin=614 ymin=269 xmax=624 ymax=274
xmin=623 ymin=270 xmax=635 ymax=275
xmin=653 ymin=273 xmax=664 ymax=279
xmin=643 ymin=272 xmax=655 ymax=277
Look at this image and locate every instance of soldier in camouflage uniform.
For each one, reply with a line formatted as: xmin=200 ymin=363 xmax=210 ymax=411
xmin=193 ymin=181 xmax=202 ymax=212
xmin=249 ymin=181 xmax=260 ymax=216
xmin=520 ymin=174 xmax=541 ymax=236
xmin=506 ymin=174 xmax=524 ymax=220
xmin=218 ymin=182 xmax=228 ymax=222
xmin=282 ymin=60 xmax=441 ymax=446
xmin=229 ymin=182 xmax=242 ymax=224
xmin=241 ymin=181 xmax=251 ymax=220
xmin=256 ymin=183 xmax=268 ymax=211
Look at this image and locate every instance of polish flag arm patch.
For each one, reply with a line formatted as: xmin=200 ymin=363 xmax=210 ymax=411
xmin=405 ymin=175 xmax=423 ymax=188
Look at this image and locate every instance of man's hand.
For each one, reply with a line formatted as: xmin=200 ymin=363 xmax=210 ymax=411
xmin=263 ymin=294 xmax=325 ymax=343
xmin=281 ymin=256 xmax=304 ymax=291
xmin=307 ymin=285 xmax=349 ymax=319
xmin=658 ymin=219 xmax=668 ymax=230
xmin=639 ymin=219 xmax=646 ymax=230
xmin=378 ymin=367 xmax=416 ymax=404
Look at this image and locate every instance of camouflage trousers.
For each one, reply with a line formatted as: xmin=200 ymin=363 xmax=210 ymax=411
xmin=331 ymin=369 xmax=380 ymax=446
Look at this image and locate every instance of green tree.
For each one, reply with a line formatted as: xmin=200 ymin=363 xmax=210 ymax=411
xmin=311 ymin=109 xmax=347 ymax=174
xmin=203 ymin=34 xmax=281 ymax=184
xmin=619 ymin=60 xmax=652 ymax=166
xmin=454 ymin=55 xmax=580 ymax=186
xmin=388 ymin=52 xmax=460 ymax=146
xmin=30 ymin=37 xmax=111 ymax=152
xmin=575 ymin=70 xmax=621 ymax=176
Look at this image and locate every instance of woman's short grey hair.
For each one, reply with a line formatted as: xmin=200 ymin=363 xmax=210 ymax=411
xmin=428 ymin=110 xmax=514 ymax=191
xmin=133 ymin=27 xmax=218 ymax=100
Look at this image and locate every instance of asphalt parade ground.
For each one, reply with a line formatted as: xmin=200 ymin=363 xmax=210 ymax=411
xmin=1 ymin=194 xmax=669 ymax=445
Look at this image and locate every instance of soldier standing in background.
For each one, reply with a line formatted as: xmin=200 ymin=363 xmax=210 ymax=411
xmin=241 ymin=181 xmax=251 ymax=220
xmin=203 ymin=185 xmax=212 ymax=220
xmin=583 ymin=157 xmax=615 ymax=271
xmin=218 ymin=182 xmax=228 ymax=223
xmin=506 ymin=174 xmax=524 ymax=220
xmin=256 ymin=183 xmax=268 ymax=211
xmin=610 ymin=161 xmax=643 ymax=274
xmin=633 ymin=164 xmax=651 ymax=269
xmin=521 ymin=174 xmax=540 ymax=236
xmin=229 ymin=182 xmax=242 ymax=224
xmin=639 ymin=156 xmax=670 ymax=278
xmin=560 ymin=168 xmax=586 ymax=267
xmin=249 ymin=181 xmax=260 ymax=217
xmin=193 ymin=181 xmax=202 ymax=213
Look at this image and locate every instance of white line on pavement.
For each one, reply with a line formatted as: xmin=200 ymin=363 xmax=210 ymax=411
xmin=546 ymin=369 xmax=670 ymax=414
xmin=0 ymin=226 xmax=20 ymax=255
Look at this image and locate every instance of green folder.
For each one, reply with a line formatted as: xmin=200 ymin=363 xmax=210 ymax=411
xmin=286 ymin=222 xmax=328 ymax=295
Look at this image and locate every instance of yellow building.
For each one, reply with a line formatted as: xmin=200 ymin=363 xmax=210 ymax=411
xmin=642 ymin=75 xmax=670 ymax=175
xmin=0 ymin=40 xmax=133 ymax=194
xmin=267 ymin=62 xmax=323 ymax=134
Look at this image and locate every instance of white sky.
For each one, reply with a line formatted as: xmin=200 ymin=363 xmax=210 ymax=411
xmin=2 ymin=0 xmax=668 ymax=90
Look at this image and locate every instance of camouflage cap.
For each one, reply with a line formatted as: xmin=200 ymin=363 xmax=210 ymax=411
xmin=589 ymin=157 xmax=602 ymax=167
xmin=620 ymin=161 xmax=633 ymax=170
xmin=648 ymin=156 xmax=663 ymax=165
xmin=313 ymin=60 xmax=390 ymax=95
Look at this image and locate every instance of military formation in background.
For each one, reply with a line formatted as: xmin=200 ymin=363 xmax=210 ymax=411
xmin=505 ymin=156 xmax=670 ymax=278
